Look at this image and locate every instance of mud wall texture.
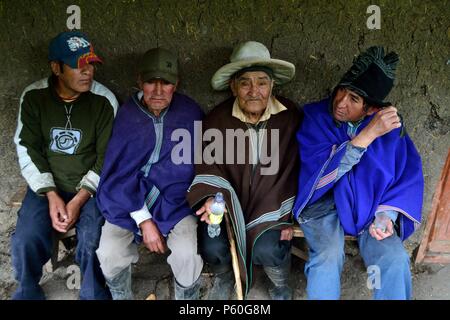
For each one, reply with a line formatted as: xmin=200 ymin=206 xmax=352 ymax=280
xmin=0 ymin=0 xmax=449 ymax=298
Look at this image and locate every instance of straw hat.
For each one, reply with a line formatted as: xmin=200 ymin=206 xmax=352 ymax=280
xmin=211 ymin=41 xmax=295 ymax=91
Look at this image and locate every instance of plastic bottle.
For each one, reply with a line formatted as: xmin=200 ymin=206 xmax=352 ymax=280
xmin=207 ymin=192 xmax=225 ymax=238
xmin=374 ymin=212 xmax=390 ymax=233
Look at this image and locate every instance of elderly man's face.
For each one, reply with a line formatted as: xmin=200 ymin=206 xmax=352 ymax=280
xmin=332 ymin=87 xmax=377 ymax=122
xmin=140 ymin=79 xmax=177 ymax=116
xmin=231 ymin=71 xmax=274 ymax=119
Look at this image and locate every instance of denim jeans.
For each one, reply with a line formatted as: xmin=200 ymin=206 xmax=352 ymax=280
xmin=300 ymin=208 xmax=412 ymax=300
xmin=11 ymin=188 xmax=111 ymax=300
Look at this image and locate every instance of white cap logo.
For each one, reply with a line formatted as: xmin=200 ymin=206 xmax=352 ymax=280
xmin=67 ymin=36 xmax=90 ymax=52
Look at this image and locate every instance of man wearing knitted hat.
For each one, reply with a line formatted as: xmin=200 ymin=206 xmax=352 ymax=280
xmin=187 ymin=41 xmax=301 ymax=300
xmin=12 ymin=31 xmax=118 ymax=299
xmin=293 ymin=46 xmax=423 ymax=299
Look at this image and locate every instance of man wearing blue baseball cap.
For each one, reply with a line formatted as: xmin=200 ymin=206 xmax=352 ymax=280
xmin=11 ymin=31 xmax=118 ymax=300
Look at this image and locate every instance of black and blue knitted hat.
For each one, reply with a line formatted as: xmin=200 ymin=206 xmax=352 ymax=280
xmin=336 ymin=46 xmax=399 ymax=107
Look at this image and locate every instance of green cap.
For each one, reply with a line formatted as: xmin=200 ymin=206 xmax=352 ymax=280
xmin=139 ymin=48 xmax=178 ymax=84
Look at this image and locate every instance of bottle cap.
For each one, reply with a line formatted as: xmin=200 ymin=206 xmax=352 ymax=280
xmin=215 ymin=192 xmax=224 ymax=202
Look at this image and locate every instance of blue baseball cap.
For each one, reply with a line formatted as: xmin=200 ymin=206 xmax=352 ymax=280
xmin=48 ymin=31 xmax=103 ymax=69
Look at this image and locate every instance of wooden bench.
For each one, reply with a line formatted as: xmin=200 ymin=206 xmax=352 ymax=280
xmin=292 ymin=224 xmax=357 ymax=261
xmin=9 ymin=186 xmax=77 ymax=272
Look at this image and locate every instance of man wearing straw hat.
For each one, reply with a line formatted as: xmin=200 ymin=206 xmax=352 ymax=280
xmin=187 ymin=41 xmax=301 ymax=300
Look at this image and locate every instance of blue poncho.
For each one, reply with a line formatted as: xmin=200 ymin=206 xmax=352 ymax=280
xmin=293 ymin=98 xmax=423 ymax=240
xmin=97 ymin=92 xmax=204 ymax=236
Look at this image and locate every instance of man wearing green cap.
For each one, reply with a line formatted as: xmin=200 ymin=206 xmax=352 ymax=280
xmin=293 ymin=46 xmax=423 ymax=299
xmin=96 ymin=48 xmax=204 ymax=300
xmin=11 ymin=31 xmax=118 ymax=300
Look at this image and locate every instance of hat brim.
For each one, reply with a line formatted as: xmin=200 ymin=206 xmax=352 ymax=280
xmin=140 ymin=71 xmax=178 ymax=85
xmin=338 ymin=84 xmax=391 ymax=108
xmin=63 ymin=54 xmax=103 ymax=69
xmin=211 ymin=58 xmax=295 ymax=91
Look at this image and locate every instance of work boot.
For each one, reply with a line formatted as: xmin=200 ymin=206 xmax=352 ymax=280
xmin=263 ymin=259 xmax=293 ymax=300
xmin=105 ymin=265 xmax=134 ymax=300
xmin=208 ymin=269 xmax=234 ymax=300
xmin=174 ymin=276 xmax=202 ymax=300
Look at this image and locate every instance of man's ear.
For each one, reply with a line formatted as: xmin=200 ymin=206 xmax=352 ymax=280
xmin=50 ymin=61 xmax=60 ymax=76
xmin=366 ymin=105 xmax=381 ymax=116
xmin=230 ymin=79 xmax=237 ymax=97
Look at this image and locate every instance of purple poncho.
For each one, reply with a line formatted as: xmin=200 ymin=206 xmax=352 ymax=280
xmin=293 ymin=98 xmax=423 ymax=240
xmin=97 ymin=92 xmax=204 ymax=236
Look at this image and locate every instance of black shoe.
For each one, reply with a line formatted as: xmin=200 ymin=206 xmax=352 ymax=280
xmin=268 ymin=284 xmax=293 ymax=300
xmin=174 ymin=277 xmax=202 ymax=300
xmin=264 ymin=260 xmax=293 ymax=300
xmin=208 ymin=270 xmax=234 ymax=300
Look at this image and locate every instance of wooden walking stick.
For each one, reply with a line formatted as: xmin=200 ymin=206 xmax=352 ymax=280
xmin=224 ymin=212 xmax=244 ymax=300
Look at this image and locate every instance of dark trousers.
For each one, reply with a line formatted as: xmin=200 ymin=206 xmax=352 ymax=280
xmin=198 ymin=220 xmax=291 ymax=273
xmin=11 ymin=188 xmax=111 ymax=300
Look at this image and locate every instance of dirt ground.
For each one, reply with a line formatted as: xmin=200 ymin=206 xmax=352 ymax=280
xmin=0 ymin=224 xmax=449 ymax=300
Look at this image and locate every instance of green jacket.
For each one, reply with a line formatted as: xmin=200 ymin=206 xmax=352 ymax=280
xmin=14 ymin=76 xmax=118 ymax=194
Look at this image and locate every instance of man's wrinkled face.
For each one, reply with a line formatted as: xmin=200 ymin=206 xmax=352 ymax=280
xmin=231 ymin=71 xmax=274 ymax=116
xmin=52 ymin=62 xmax=95 ymax=96
xmin=140 ymin=78 xmax=177 ymax=115
xmin=332 ymin=87 xmax=374 ymax=122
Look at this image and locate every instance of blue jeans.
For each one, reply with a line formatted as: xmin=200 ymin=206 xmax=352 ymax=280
xmin=11 ymin=188 xmax=111 ymax=300
xmin=300 ymin=209 xmax=412 ymax=300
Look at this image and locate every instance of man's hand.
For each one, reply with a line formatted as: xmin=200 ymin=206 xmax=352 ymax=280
xmin=195 ymin=197 xmax=228 ymax=225
xmin=47 ymin=191 xmax=69 ymax=232
xmin=140 ymin=219 xmax=167 ymax=254
xmin=65 ymin=189 xmax=91 ymax=231
xmin=369 ymin=219 xmax=394 ymax=241
xmin=351 ymin=106 xmax=402 ymax=148
xmin=65 ymin=201 xmax=81 ymax=231
xmin=280 ymin=226 xmax=294 ymax=241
